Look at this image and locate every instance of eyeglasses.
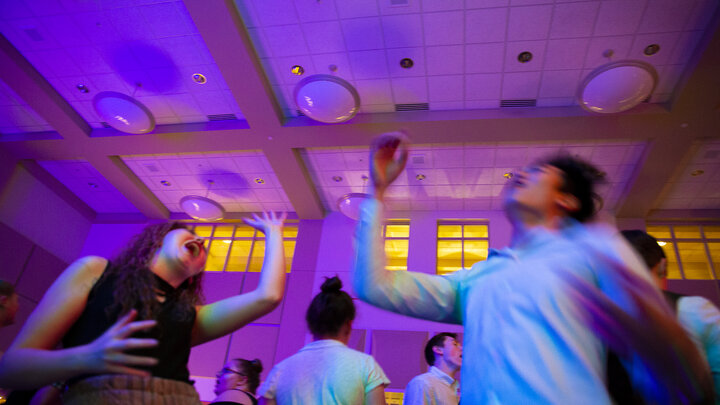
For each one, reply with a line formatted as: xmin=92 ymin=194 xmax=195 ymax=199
xmin=217 ymin=367 xmax=245 ymax=378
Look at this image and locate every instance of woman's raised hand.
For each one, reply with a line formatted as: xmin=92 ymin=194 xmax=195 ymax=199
xmin=82 ymin=309 xmax=159 ymax=376
xmin=370 ymin=131 xmax=409 ymax=200
xmin=243 ymin=211 xmax=287 ymax=235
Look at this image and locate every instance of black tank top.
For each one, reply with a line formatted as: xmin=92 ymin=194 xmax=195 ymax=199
xmin=62 ymin=263 xmax=196 ymax=384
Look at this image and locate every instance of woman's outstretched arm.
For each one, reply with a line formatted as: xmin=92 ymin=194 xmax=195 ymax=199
xmin=0 ymin=256 xmax=158 ymax=389
xmin=192 ymin=211 xmax=287 ymax=346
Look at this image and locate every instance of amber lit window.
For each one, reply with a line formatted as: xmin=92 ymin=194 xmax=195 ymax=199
xmin=384 ymin=390 xmax=404 ymax=405
xmin=437 ymin=220 xmax=489 ymax=276
xmin=191 ymin=221 xmax=298 ymax=272
xmin=647 ymin=224 xmax=720 ymax=280
xmin=384 ymin=220 xmax=409 ymax=271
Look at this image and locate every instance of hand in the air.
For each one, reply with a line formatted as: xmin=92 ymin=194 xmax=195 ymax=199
xmin=243 ymin=211 xmax=287 ymax=236
xmin=369 ymin=131 xmax=409 ymax=200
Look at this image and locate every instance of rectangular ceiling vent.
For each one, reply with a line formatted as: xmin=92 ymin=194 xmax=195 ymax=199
xmin=141 ymin=163 xmax=160 ymax=173
xmin=390 ymin=0 xmax=409 ymax=5
xmin=500 ymin=99 xmax=536 ymax=108
xmin=410 ymin=155 xmax=425 ymax=165
xmin=207 ymin=113 xmax=238 ymax=121
xmin=395 ymin=103 xmax=429 ymax=112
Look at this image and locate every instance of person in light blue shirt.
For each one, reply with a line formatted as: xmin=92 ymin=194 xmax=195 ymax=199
xmin=353 ymin=132 xmax=713 ymax=405
xmin=404 ymin=332 xmax=461 ymax=405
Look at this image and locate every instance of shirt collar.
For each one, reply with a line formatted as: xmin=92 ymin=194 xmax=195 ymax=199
xmin=300 ymin=339 xmax=347 ymax=352
xmin=429 ymin=366 xmax=457 ymax=386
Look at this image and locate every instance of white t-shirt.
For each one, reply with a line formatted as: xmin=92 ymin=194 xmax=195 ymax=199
xmin=258 ymin=339 xmax=390 ymax=405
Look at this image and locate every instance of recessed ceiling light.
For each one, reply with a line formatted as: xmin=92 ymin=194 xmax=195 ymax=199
xmin=643 ymin=44 xmax=660 ymax=56
xmin=690 ymin=169 xmax=704 ymax=177
xmin=328 ymin=64 xmax=338 ymax=72
xmin=254 ymin=178 xmax=265 ymax=184
xmin=504 ymin=172 xmax=514 ymax=179
xmin=400 ymin=58 xmax=414 ymax=68
xmin=291 ymin=65 xmax=304 ymax=76
xmin=192 ymin=73 xmax=207 ymax=84
xmin=416 ymin=174 xmax=426 ymax=181
xmin=88 ymin=182 xmax=98 ymax=188
xmin=332 ymin=175 xmax=343 ymax=182
xmin=161 ymin=180 xmax=171 ymax=186
xmin=76 ymin=84 xmax=89 ymax=93
xmin=517 ymin=51 xmax=532 ymax=63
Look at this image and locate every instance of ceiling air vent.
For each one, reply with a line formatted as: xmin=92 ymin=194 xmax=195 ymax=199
xmin=207 ymin=113 xmax=237 ymax=121
xmin=410 ymin=155 xmax=425 ymax=165
xmin=390 ymin=0 xmax=409 ymax=5
xmin=500 ymin=99 xmax=536 ymax=108
xmin=395 ymin=103 xmax=429 ymax=112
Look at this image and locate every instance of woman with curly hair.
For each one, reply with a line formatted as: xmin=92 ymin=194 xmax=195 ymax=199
xmin=0 ymin=212 xmax=287 ymax=405
xmin=212 ymin=358 xmax=263 ymax=405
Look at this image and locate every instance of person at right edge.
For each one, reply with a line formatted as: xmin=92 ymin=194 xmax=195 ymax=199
xmin=352 ymin=131 xmax=714 ymax=404
xmin=608 ymin=230 xmax=720 ymax=404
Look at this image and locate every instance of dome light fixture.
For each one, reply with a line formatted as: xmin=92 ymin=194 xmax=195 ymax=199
xmin=179 ymin=180 xmax=225 ymax=221
xmin=337 ymin=193 xmax=371 ymax=221
xmin=294 ymin=74 xmax=360 ymax=123
xmin=577 ymin=61 xmax=657 ymax=114
xmin=93 ymin=91 xmax=156 ymax=134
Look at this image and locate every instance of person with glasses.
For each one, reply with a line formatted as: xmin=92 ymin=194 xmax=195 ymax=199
xmin=212 ymin=358 xmax=263 ymax=405
xmin=0 ymin=212 xmax=287 ymax=405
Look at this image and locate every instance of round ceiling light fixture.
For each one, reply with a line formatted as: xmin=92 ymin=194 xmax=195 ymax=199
xmin=180 ymin=195 xmax=225 ymax=221
xmin=337 ymin=193 xmax=371 ymax=221
xmin=577 ymin=61 xmax=657 ymax=114
xmin=93 ymin=91 xmax=156 ymax=134
xmin=294 ymin=74 xmax=360 ymax=123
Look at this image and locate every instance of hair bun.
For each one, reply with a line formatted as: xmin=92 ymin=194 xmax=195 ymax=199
xmin=320 ymin=276 xmax=343 ymax=293
xmin=250 ymin=358 xmax=263 ymax=373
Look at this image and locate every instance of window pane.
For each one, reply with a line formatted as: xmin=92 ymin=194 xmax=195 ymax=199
xmin=247 ymin=240 xmax=266 ymax=272
xmin=214 ymin=225 xmax=234 ymax=237
xmin=703 ymin=226 xmax=720 ymax=239
xmin=464 ymin=240 xmax=489 ymax=265
xmin=385 ymin=239 xmax=409 ymax=271
xmin=205 ymin=239 xmax=231 ymax=271
xmin=283 ymin=226 xmax=298 ymax=239
xmin=438 ymin=225 xmax=462 ymax=238
xmin=226 ymin=240 xmax=252 ymax=272
xmin=234 ymin=224 xmax=255 ymax=238
xmin=193 ymin=225 xmax=214 ymax=237
xmin=463 ymin=225 xmax=488 ymax=238
xmin=283 ymin=240 xmax=296 ymax=273
xmin=662 ymin=241 xmax=682 ymax=280
xmin=677 ymin=242 xmax=713 ymax=279
xmin=437 ymin=240 xmax=463 ymax=275
xmin=707 ymin=243 xmax=720 ymax=279
xmin=646 ymin=225 xmax=671 ymax=239
xmin=674 ymin=225 xmax=702 ymax=239
xmin=385 ymin=224 xmax=409 ymax=238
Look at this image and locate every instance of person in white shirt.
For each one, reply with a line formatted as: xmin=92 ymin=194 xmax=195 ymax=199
xmin=353 ymin=131 xmax=713 ymax=404
xmin=404 ymin=332 xmax=461 ymax=405
xmin=258 ymin=276 xmax=389 ymax=405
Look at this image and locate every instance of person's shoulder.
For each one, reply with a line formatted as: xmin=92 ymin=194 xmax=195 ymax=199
xmin=62 ymin=256 xmax=108 ymax=282
xmin=406 ymin=371 xmax=433 ymax=387
xmin=678 ymin=295 xmax=720 ymax=313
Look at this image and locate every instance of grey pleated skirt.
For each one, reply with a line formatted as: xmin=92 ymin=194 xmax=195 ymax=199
xmin=62 ymin=375 xmax=201 ymax=405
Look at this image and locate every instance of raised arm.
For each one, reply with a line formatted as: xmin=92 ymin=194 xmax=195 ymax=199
xmin=352 ymin=132 xmax=460 ymax=324
xmin=0 ymin=256 xmax=158 ymax=389
xmin=192 ymin=211 xmax=287 ymax=345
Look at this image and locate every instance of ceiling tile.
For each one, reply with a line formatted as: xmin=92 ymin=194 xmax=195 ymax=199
xmin=293 ymin=0 xmax=339 ymax=22
xmin=379 ymin=0 xmax=422 ymax=15
xmin=348 ymin=50 xmax=390 ymax=79
xmin=356 ymin=79 xmax=394 ymax=105
xmin=335 ymin=0 xmax=380 ymax=18
xmin=584 ymin=36 xmax=633 ymax=69
xmin=594 ymin=0 xmax=646 ymax=36
xmin=431 ymin=101 xmax=464 ymax=111
xmin=423 ymin=11 xmax=464 ymax=46
xmin=262 ymin=25 xmax=309 ymax=57
xmin=465 ymin=73 xmax=502 ymax=100
xmin=507 ymin=5 xmax=552 ymax=41
xmin=549 ymin=2 xmax=599 ymax=39
xmin=465 ymin=43 xmax=505 ymax=74
xmin=684 ymin=0 xmax=719 ymax=31
xmin=342 ymin=17 xmax=384 ymax=51
xmin=425 ymin=45 xmax=463 ymax=75
xmin=628 ymin=33 xmax=681 ymax=67
xmin=387 ymin=47 xmax=426 ymax=77
xmin=637 ymin=0 xmax=693 ymax=34
xmin=428 ymin=75 xmax=464 ymax=102
xmin=391 ymin=77 xmax=428 ymax=103
xmin=465 ymin=8 xmax=507 ymax=44
xmin=501 ymin=71 xmax=541 ymax=99
xmin=140 ymin=2 xmax=196 ymax=38
xmin=421 ymin=0 xmax=463 ymax=12
xmin=668 ymin=30 xmax=704 ymax=65
xmin=382 ymin=14 xmax=424 ymax=48
xmin=251 ymin=0 xmax=299 ymax=26
xmin=466 ymin=0 xmax=509 ymax=8
xmin=504 ymin=40 xmax=546 ymax=72
xmin=303 ymin=21 xmax=346 ymax=54
xmin=312 ymin=53 xmax=355 ymax=80
xmin=543 ymin=38 xmax=590 ymax=70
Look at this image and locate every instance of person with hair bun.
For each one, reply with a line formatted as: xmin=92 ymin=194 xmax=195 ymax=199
xmin=212 ymin=358 xmax=263 ymax=405
xmin=258 ymin=276 xmax=389 ymax=405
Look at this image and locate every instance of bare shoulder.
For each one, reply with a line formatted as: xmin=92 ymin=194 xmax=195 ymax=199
xmin=60 ymin=256 xmax=108 ymax=289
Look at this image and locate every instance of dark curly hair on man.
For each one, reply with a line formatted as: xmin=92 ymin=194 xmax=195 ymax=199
xmin=545 ymin=154 xmax=606 ymax=223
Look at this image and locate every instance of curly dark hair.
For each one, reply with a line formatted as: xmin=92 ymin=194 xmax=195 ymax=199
xmin=545 ymin=154 xmax=606 ymax=223
xmin=306 ymin=276 xmax=355 ymax=337
xmin=105 ymin=222 xmax=204 ymax=321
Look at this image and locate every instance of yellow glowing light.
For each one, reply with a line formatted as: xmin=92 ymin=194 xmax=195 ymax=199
xmin=657 ymin=241 xmax=667 ymax=246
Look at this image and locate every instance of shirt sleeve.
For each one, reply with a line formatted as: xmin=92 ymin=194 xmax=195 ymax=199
xmin=364 ymin=355 xmax=390 ymax=394
xmin=678 ymin=296 xmax=720 ymax=402
xmin=257 ymin=364 xmax=280 ymax=399
xmin=404 ymin=376 xmax=433 ymax=405
xmin=352 ymin=198 xmax=462 ymax=324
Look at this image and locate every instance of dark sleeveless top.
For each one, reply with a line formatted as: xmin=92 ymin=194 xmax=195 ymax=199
xmin=62 ymin=262 xmax=196 ymax=385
